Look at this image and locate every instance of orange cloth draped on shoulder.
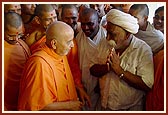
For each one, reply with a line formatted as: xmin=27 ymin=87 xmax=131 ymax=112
xmin=67 ymin=39 xmax=83 ymax=88
xmin=146 ymin=50 xmax=164 ymax=111
xmin=4 ymin=39 xmax=31 ymax=110
xmin=30 ymin=35 xmax=46 ymax=54
xmin=18 ymin=44 xmax=78 ymax=111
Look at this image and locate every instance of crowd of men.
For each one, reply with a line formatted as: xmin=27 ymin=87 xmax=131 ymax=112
xmin=4 ymin=3 xmax=164 ymax=111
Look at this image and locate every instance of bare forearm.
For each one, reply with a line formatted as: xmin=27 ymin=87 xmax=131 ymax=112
xmin=118 ymin=69 xmax=151 ymax=92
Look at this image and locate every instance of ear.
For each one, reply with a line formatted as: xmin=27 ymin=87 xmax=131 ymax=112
xmin=144 ymin=16 xmax=148 ymax=22
xmin=126 ymin=32 xmax=131 ymax=39
xmin=34 ymin=16 xmax=41 ymax=24
xmin=51 ymin=39 xmax=57 ymax=49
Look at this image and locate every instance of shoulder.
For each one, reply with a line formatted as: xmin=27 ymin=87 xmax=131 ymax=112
xmin=132 ymin=36 xmax=152 ymax=52
xmin=27 ymin=51 xmax=50 ymax=67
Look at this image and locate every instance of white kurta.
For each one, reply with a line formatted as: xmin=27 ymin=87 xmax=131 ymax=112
xmin=135 ymin=21 xmax=164 ymax=54
xmin=76 ymin=26 xmax=111 ymax=110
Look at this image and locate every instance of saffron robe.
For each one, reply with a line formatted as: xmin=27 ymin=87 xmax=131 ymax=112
xmin=146 ymin=50 xmax=164 ymax=111
xmin=4 ymin=39 xmax=31 ymax=110
xmin=18 ymin=44 xmax=78 ymax=110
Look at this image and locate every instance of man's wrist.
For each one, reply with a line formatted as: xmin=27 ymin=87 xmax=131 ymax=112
xmin=119 ymin=73 xmax=124 ymax=79
xmin=117 ymin=67 xmax=125 ymax=79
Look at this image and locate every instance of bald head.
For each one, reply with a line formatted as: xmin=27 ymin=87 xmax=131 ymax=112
xmin=129 ymin=4 xmax=149 ymax=17
xmin=79 ymin=8 xmax=99 ymax=22
xmin=4 ymin=12 xmax=23 ymax=31
xmin=46 ymin=21 xmax=74 ymax=41
xmin=4 ymin=4 xmax=21 ymax=15
xmin=46 ymin=21 xmax=74 ymax=56
xmin=61 ymin=4 xmax=78 ymax=17
xmin=35 ymin=4 xmax=55 ymax=17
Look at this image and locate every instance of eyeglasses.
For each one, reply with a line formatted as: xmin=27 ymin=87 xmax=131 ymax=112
xmin=154 ymin=15 xmax=164 ymax=21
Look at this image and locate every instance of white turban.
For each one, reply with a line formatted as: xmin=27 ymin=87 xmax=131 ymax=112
xmin=106 ymin=9 xmax=139 ymax=34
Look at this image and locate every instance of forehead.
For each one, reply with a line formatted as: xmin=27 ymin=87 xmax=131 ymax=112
xmin=155 ymin=10 xmax=164 ymax=16
xmin=107 ymin=22 xmax=122 ymax=32
xmin=62 ymin=8 xmax=78 ymax=17
xmin=129 ymin=9 xmax=143 ymax=19
xmin=80 ymin=13 xmax=97 ymax=23
xmin=41 ymin=10 xmax=57 ymax=18
xmin=7 ymin=4 xmax=21 ymax=9
xmin=6 ymin=24 xmax=23 ymax=34
xmin=129 ymin=9 xmax=139 ymax=16
xmin=23 ymin=4 xmax=34 ymax=8
xmin=107 ymin=22 xmax=116 ymax=30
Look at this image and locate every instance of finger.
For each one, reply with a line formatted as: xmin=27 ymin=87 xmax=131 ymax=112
xmin=87 ymin=100 xmax=92 ymax=108
xmin=81 ymin=97 xmax=85 ymax=105
xmin=111 ymin=48 xmax=116 ymax=55
xmin=107 ymin=58 xmax=112 ymax=65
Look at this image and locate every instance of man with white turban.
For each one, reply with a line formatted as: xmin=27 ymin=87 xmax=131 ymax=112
xmin=90 ymin=9 xmax=154 ymax=111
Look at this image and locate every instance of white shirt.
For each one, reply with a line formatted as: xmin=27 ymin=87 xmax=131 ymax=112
xmin=100 ymin=36 xmax=154 ymax=110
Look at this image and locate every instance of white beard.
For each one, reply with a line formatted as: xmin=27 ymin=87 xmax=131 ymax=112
xmin=107 ymin=40 xmax=117 ymax=47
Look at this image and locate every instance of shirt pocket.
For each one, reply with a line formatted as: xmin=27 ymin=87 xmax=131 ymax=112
xmin=120 ymin=57 xmax=138 ymax=75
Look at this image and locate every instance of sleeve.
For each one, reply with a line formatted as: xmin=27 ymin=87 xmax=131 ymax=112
xmin=18 ymin=56 xmax=57 ymax=111
xmin=137 ymin=45 xmax=154 ymax=89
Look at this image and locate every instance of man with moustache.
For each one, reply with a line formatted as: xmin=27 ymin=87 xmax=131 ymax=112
xmin=76 ymin=8 xmax=111 ymax=110
xmin=90 ymin=9 xmax=154 ymax=111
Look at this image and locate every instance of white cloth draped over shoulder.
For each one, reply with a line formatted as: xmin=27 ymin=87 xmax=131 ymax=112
xmin=135 ymin=21 xmax=164 ymax=54
xmin=76 ymin=26 xmax=111 ymax=110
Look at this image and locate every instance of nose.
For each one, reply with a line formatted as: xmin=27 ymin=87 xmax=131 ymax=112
xmin=71 ymin=41 xmax=74 ymax=48
xmin=158 ymin=19 xmax=162 ymax=23
xmin=84 ymin=25 xmax=89 ymax=30
xmin=32 ymin=4 xmax=36 ymax=8
xmin=67 ymin=19 xmax=74 ymax=24
xmin=51 ymin=18 xmax=56 ymax=23
xmin=49 ymin=17 xmax=56 ymax=24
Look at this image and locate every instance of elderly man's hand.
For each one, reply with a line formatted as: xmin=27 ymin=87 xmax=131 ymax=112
xmin=107 ymin=48 xmax=123 ymax=75
xmin=76 ymin=86 xmax=91 ymax=108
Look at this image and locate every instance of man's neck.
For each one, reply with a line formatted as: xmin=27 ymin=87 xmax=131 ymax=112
xmin=141 ymin=21 xmax=148 ymax=31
